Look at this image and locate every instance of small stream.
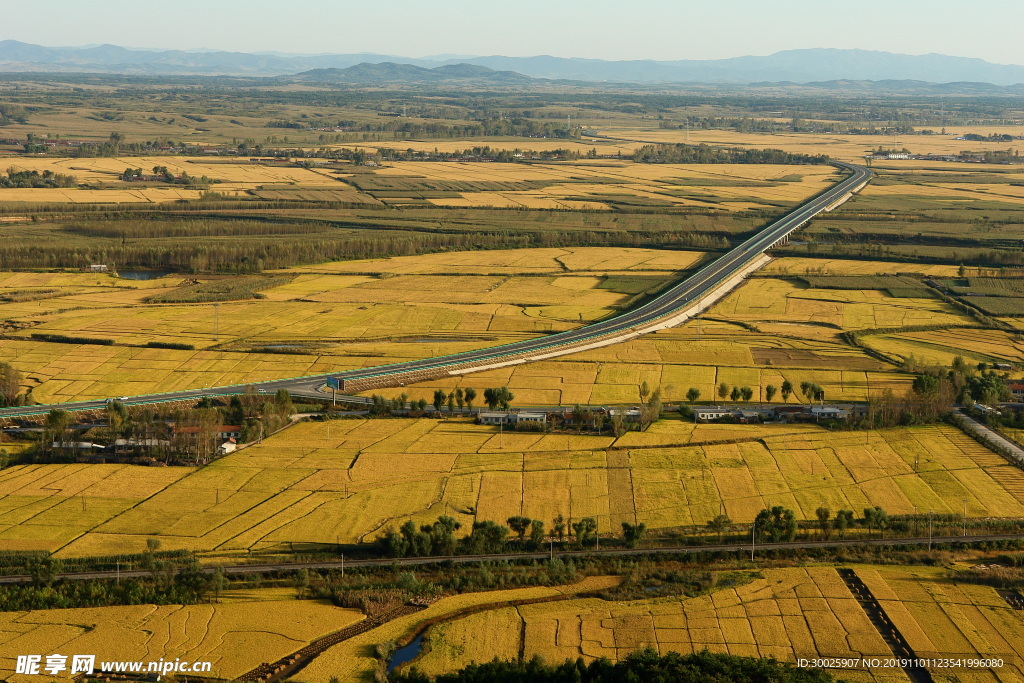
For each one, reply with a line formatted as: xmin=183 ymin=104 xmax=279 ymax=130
xmin=387 ymin=633 xmax=424 ymax=673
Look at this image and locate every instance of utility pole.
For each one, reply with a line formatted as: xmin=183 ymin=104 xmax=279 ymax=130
xmin=751 ymin=519 xmax=756 ymax=561
xmin=116 ymin=561 xmax=120 ymax=585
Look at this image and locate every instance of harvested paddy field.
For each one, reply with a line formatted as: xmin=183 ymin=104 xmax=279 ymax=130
xmin=0 ymin=589 xmax=363 ymax=682
xmin=19 ymin=420 xmax=1022 ymax=557
xmin=402 ymin=565 xmax=1024 ymax=683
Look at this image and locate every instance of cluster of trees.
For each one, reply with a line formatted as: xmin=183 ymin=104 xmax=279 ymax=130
xmin=960 ymin=133 xmax=1017 ymax=142
xmin=706 ymin=505 xmax=894 ymax=545
xmin=863 ymin=355 xmax=1009 ymax=428
xmin=632 ymin=143 xmax=829 ymax=165
xmin=0 ymin=362 xmax=24 ymax=407
xmin=378 ymin=514 xmax=645 ymax=558
xmin=392 ymin=648 xmax=837 ymax=683
xmin=120 ymin=165 xmax=216 ymax=185
xmin=0 ymin=169 xmax=76 ymax=188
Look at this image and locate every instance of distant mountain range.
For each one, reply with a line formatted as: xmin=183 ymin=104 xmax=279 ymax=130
xmin=2 ymin=40 xmax=1024 ymax=86
xmin=293 ymin=63 xmax=533 ymax=85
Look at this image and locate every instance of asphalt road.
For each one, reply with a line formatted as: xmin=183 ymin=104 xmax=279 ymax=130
xmin=0 ymin=531 xmax=1010 ymax=584
xmin=0 ymin=161 xmax=870 ymax=419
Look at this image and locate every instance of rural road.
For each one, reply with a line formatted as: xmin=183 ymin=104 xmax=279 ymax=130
xmin=0 ymin=161 xmax=871 ymax=418
xmin=2 ymin=531 xmax=1012 ymax=584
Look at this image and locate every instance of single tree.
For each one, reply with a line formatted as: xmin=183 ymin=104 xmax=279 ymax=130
xmin=730 ymin=386 xmax=741 ymax=402
xmin=506 ymin=516 xmax=532 ymax=543
xmin=765 ymin=385 xmax=777 ymax=403
xmin=464 ymin=387 xmax=477 ymax=413
xmin=571 ymin=517 xmax=598 ymax=547
xmin=433 ymin=389 xmax=447 ymax=412
xmin=740 ymin=386 xmax=753 ymax=402
xmin=833 ymin=509 xmax=854 ymax=539
xmin=707 ymin=514 xmax=731 ymax=542
xmin=621 ymin=521 xmax=647 ymax=548
xmin=0 ymin=362 xmax=22 ymax=407
xmin=815 ymin=506 xmax=832 ymax=540
xmin=781 ymin=380 xmax=793 ymax=402
xmin=529 ymin=519 xmax=545 ymax=548
xmin=718 ymin=382 xmax=729 ymax=401
xmin=686 ymin=387 xmax=701 ymax=404
xmin=552 ymin=514 xmax=566 ymax=543
xmin=454 ymin=388 xmax=465 ymax=413
xmin=639 ymin=380 xmax=650 ymax=403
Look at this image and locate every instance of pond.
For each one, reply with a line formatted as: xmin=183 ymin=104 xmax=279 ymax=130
xmin=387 ymin=633 xmax=424 ymax=673
xmin=118 ymin=270 xmax=173 ymax=280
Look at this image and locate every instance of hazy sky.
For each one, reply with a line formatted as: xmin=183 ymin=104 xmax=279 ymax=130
xmin=6 ymin=0 xmax=1024 ymax=64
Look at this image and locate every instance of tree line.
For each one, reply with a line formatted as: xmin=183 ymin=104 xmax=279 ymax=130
xmin=632 ymin=143 xmax=830 ymax=165
xmin=378 ymin=513 xmax=646 ymax=559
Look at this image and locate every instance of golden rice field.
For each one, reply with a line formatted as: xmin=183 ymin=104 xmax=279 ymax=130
xmin=11 ymin=419 xmax=1019 ymax=558
xmin=762 ymin=258 xmax=961 ymax=278
xmin=861 ymin=181 xmax=1024 ymax=207
xmin=864 ymin=328 xmax=1024 ymax=366
xmin=355 ymin=161 xmax=839 ymax=212
xmin=600 ymin=126 xmax=1024 ymax=164
xmin=373 ymin=276 xmax=970 ymax=406
xmin=0 ymin=156 xmax=838 ymax=210
xmin=299 ymin=576 xmax=623 ymax=683
xmin=0 ymin=590 xmax=363 ymax=681
xmin=0 ymin=252 xmax=998 ymax=407
xmin=0 ymin=464 xmax=186 ymax=551
xmin=0 ymin=249 xmax=707 ymax=402
xmin=407 ymin=566 xmax=1024 ymax=683
xmin=714 ymin=279 xmax=974 ymax=332
xmin=276 ymin=246 xmax=707 ymax=276
xmin=377 ymin=321 xmax=910 ymax=406
xmin=0 ymin=156 xmax=346 ymax=203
